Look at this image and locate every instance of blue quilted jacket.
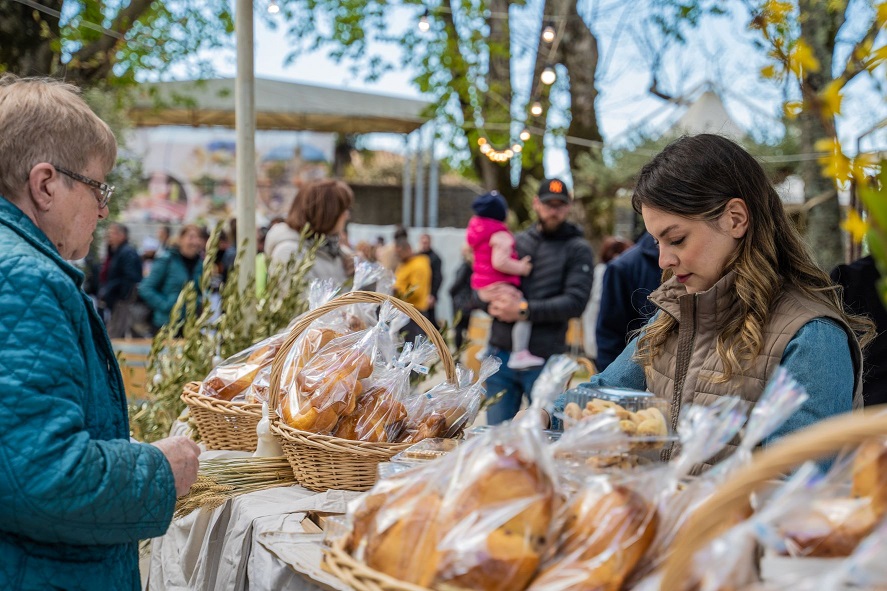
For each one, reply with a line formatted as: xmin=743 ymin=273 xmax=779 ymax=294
xmin=0 ymin=198 xmax=176 ymax=590
xmin=138 ymin=247 xmax=203 ymax=329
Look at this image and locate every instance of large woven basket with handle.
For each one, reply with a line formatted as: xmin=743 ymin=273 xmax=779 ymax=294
xmin=661 ymin=408 xmax=887 ymax=589
xmin=181 ymin=382 xmax=263 ymax=451
xmin=268 ymin=290 xmax=457 ymax=492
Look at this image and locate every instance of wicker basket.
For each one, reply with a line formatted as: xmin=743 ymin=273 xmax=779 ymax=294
xmin=268 ymin=290 xmax=457 ymax=492
xmin=661 ymin=408 xmax=887 ymax=590
xmin=181 ymin=382 xmax=263 ymax=451
xmin=323 ymin=536 xmax=430 ymax=591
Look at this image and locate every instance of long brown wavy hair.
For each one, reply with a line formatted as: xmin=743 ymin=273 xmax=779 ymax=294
xmin=631 ymin=134 xmax=873 ymax=381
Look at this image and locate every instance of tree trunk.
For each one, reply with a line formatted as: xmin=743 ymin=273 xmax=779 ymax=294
xmin=798 ymin=0 xmax=843 ymax=271
xmin=555 ymin=0 xmax=602 ymax=170
xmin=0 ymin=0 xmax=62 ymax=77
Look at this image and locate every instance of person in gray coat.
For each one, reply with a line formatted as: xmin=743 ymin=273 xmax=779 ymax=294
xmin=265 ymin=179 xmax=354 ymax=286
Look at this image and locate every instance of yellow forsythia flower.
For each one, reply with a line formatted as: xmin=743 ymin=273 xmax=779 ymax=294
xmin=819 ymin=79 xmax=844 ymax=118
xmin=841 ymin=209 xmax=869 ymax=245
xmin=790 ymin=39 xmax=821 ymax=77
xmin=783 ymin=101 xmax=804 ymax=119
xmin=761 ymin=64 xmax=779 ymax=79
xmin=763 ymin=0 xmax=794 ymax=24
xmin=877 ymin=2 xmax=887 ymax=27
xmin=815 ymin=137 xmax=852 ymax=184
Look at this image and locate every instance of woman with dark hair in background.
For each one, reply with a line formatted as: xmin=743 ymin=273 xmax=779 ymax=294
xmin=265 ymin=179 xmax=354 ymax=285
xmin=542 ymin=134 xmax=872 ymax=449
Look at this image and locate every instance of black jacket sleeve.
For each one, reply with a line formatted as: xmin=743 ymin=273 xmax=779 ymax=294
xmin=595 ymin=263 xmax=633 ymax=370
xmin=429 ymin=251 xmax=443 ymax=298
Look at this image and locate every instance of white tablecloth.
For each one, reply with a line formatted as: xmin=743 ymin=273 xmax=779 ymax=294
xmin=147 ymin=480 xmax=360 ymax=590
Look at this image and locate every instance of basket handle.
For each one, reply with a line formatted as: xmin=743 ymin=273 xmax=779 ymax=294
xmin=267 ymin=290 xmax=456 ymax=421
xmin=660 ymin=408 xmax=887 ymax=589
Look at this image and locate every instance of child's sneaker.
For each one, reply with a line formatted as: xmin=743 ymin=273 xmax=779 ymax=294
xmin=507 ymin=350 xmax=545 ymax=370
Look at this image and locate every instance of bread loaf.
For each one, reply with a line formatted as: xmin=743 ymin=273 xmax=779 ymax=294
xmin=529 ymin=484 xmax=657 ymax=591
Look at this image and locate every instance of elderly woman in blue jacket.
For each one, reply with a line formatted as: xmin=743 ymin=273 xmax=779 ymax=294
xmin=0 ymin=75 xmax=199 ymax=591
xmin=139 ymin=224 xmax=205 ymax=331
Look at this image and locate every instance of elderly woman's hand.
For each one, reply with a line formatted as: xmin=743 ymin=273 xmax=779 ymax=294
xmin=152 ymin=436 xmax=201 ymax=497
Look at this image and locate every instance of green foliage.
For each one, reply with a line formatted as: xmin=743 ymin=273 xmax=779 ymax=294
xmin=858 ymin=163 xmax=887 ymax=306
xmin=571 ymin=125 xmax=806 ymax=239
xmin=273 ymin=0 xmax=541 ymax=195
xmin=1 ymin=0 xmax=234 ymax=88
xmin=130 ymin=226 xmax=319 ymax=442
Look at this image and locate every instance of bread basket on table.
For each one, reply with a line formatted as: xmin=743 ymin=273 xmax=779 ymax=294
xmin=181 ymin=382 xmax=263 ymax=451
xmin=324 ymin=536 xmax=429 ymax=591
xmin=661 ymin=408 xmax=887 ymax=590
xmin=268 ymin=290 xmax=458 ymax=492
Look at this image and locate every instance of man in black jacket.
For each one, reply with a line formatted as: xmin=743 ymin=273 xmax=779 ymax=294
xmin=594 ymin=231 xmax=661 ymax=370
xmin=99 ymin=222 xmax=143 ymax=337
xmin=482 ymin=178 xmax=594 ymax=424
xmin=419 ymin=233 xmax=443 ymax=326
xmin=831 ymin=255 xmax=887 ymax=406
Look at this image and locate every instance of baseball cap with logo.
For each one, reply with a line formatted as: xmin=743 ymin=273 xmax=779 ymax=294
xmin=538 ymin=178 xmax=571 ymax=204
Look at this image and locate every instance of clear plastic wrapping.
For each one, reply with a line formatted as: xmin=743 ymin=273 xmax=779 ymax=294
xmin=200 ymin=279 xmax=343 ymax=402
xmin=277 ymin=302 xmax=404 ymax=434
xmin=342 ymin=365 xmax=569 ymax=590
xmin=527 ymin=474 xmax=659 ymax=591
xmin=558 ymin=386 xmax=675 ymax=451
xmin=332 ymin=338 xmax=437 ymax=443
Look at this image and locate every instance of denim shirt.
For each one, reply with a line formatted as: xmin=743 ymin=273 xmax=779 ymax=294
xmin=552 ymin=318 xmax=854 ymax=445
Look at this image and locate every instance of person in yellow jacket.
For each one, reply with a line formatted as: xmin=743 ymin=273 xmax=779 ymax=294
xmin=394 ymin=236 xmax=432 ymax=342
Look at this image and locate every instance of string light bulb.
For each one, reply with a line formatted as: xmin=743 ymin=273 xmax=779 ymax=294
xmin=267 ymin=0 xmax=280 ymax=13
xmin=542 ymin=23 xmax=556 ymax=43
xmin=520 ymin=129 xmax=531 ymax=141
xmin=418 ymin=10 xmax=431 ymax=32
xmin=530 ymin=101 xmax=543 ymax=116
xmin=541 ymin=65 xmax=556 ymax=85
xmin=477 ymin=136 xmax=518 ymax=162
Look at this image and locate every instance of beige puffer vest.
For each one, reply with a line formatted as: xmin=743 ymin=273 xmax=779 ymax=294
xmin=646 ymin=272 xmax=863 ymax=463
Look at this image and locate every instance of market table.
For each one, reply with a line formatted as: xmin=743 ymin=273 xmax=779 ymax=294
xmin=147 ymin=451 xmax=361 ymax=591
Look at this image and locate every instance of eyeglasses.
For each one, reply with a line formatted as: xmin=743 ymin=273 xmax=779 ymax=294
xmin=54 ymin=165 xmax=115 ymax=209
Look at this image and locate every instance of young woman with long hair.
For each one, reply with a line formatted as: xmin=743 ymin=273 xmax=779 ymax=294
xmin=546 ymin=134 xmax=873 ymax=448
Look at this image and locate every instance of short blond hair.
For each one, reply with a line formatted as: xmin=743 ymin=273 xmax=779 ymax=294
xmin=0 ymin=75 xmax=117 ymax=200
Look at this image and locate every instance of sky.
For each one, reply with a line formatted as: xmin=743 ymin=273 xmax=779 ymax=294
xmin=197 ymin=0 xmax=887 ymax=182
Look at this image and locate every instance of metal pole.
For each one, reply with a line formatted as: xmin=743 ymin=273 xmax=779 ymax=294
xmin=402 ymin=134 xmax=413 ymax=228
xmin=235 ymin=0 xmax=257 ymax=293
xmin=414 ymin=126 xmax=426 ymax=228
xmin=427 ymin=122 xmax=439 ymax=228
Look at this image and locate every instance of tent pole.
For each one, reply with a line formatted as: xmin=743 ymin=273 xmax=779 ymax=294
xmin=402 ymin=134 xmax=413 ymax=228
xmin=427 ymin=122 xmax=439 ymax=228
xmin=414 ymin=125 xmax=426 ymax=228
xmin=235 ymin=0 xmax=257 ymax=295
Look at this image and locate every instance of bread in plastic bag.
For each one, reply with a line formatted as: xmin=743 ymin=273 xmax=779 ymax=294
xmin=333 ymin=338 xmax=437 ymax=442
xmin=278 ymin=301 xmax=405 ymax=434
xmin=344 ymin=373 xmax=566 ymax=590
xmin=527 ymin=475 xmax=658 ymax=591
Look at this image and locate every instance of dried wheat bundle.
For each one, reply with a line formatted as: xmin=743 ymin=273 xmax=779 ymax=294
xmin=174 ymin=456 xmax=296 ymax=519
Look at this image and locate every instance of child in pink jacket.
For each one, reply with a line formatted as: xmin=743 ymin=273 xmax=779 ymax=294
xmin=466 ymin=191 xmax=545 ymax=369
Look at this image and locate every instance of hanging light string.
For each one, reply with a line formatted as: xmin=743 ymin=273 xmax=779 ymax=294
xmin=450 ymin=6 xmax=567 ymax=162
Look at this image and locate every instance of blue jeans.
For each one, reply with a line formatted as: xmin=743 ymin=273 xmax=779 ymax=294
xmin=484 ymin=347 xmax=546 ymax=425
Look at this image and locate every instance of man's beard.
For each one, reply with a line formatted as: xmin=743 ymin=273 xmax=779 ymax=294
xmin=539 ymin=218 xmax=563 ymax=235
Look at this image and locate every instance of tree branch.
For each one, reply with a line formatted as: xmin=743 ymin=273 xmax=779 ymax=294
xmin=67 ymin=0 xmax=154 ymax=77
xmin=836 ymin=16 xmax=881 ymax=85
